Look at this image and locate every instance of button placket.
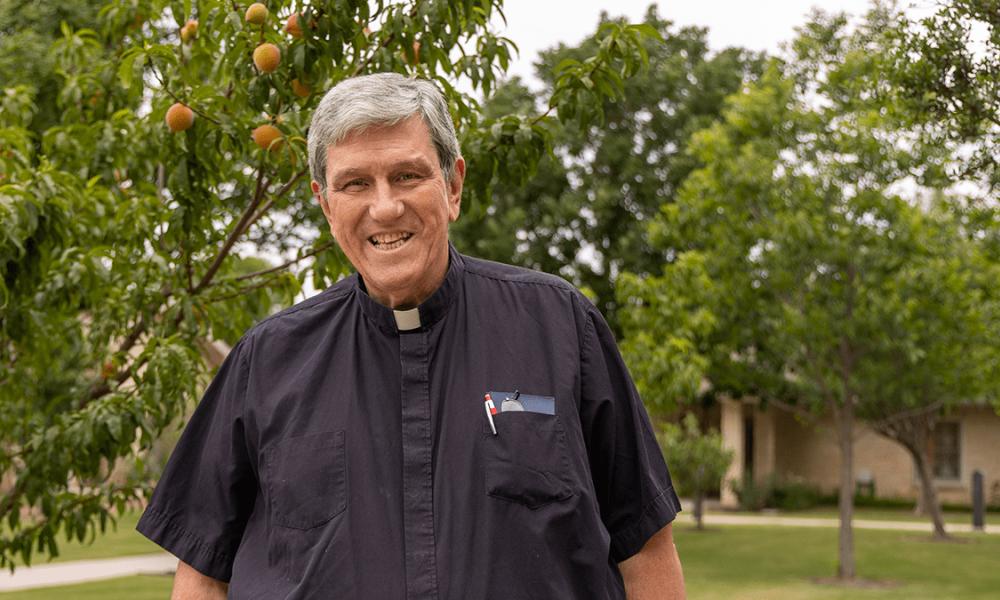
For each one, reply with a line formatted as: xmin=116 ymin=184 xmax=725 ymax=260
xmin=399 ymin=330 xmax=439 ymax=599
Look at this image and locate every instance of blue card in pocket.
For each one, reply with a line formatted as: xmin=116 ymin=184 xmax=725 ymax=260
xmin=489 ymin=391 xmax=555 ymax=415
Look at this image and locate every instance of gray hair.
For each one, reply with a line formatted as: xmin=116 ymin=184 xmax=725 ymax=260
xmin=308 ymin=73 xmax=461 ymax=193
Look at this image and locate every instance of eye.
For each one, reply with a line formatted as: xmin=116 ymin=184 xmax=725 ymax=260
xmin=340 ymin=178 xmax=367 ymax=191
xmin=397 ymin=172 xmax=422 ymax=182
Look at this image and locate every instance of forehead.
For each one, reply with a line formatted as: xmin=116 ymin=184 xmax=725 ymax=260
xmin=326 ymin=116 xmax=437 ymax=171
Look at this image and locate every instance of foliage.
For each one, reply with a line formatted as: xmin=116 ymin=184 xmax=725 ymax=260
xmin=767 ymin=477 xmax=825 ymax=511
xmin=646 ymin=3 xmax=999 ymax=577
xmin=889 ymin=0 xmax=999 ymax=189
xmin=657 ymin=413 xmax=732 ymax=528
xmin=731 ymin=474 xmax=825 ymax=512
xmin=657 ymin=414 xmax=732 ymax=497
xmin=8 ymin=511 xmax=158 ymax=566
xmin=730 ymin=476 xmax=770 ymax=512
xmin=0 ymin=0 xmax=105 ymax=136
xmin=0 ymin=0 xmax=660 ymax=569
xmin=451 ymin=6 xmax=765 ymax=331
xmin=617 ymin=252 xmax=715 ymax=417
xmin=854 ymin=199 xmax=1000 ymax=421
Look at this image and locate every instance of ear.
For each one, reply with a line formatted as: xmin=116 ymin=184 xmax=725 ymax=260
xmin=312 ymin=180 xmax=336 ymax=236
xmin=446 ymin=157 xmax=465 ymax=223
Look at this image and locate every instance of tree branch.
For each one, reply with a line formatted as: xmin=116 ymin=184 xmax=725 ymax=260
xmin=351 ymin=3 xmax=421 ymax=76
xmin=866 ymin=399 xmax=945 ymax=431
xmin=87 ymin=164 xmax=278 ymax=404
xmin=205 ymin=273 xmax=287 ymax=304
xmin=768 ymin=396 xmax=821 ymax=424
xmin=245 ymin=168 xmax=308 ymax=232
xmin=150 ymin=67 xmax=221 ymax=125
xmin=85 ymin=284 xmax=173 ymax=403
xmin=0 ymin=478 xmax=26 ymax=524
xmin=230 ymin=238 xmax=337 ymax=283
xmin=192 ymin=165 xmax=269 ymax=295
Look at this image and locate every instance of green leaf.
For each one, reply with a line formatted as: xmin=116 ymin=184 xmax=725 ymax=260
xmin=116 ymin=48 xmax=144 ymax=89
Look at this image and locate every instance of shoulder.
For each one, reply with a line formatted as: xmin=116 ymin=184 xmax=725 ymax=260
xmin=242 ymin=275 xmax=356 ymax=345
xmin=458 ymin=252 xmax=601 ymax=333
xmin=461 ymin=253 xmax=581 ymax=297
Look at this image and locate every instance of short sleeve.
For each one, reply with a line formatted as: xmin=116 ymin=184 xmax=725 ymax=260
xmin=136 ymin=334 xmax=257 ymax=582
xmin=577 ymin=301 xmax=681 ymax=562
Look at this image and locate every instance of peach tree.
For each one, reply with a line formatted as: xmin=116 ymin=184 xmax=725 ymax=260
xmin=0 ymin=0 xmax=659 ymax=567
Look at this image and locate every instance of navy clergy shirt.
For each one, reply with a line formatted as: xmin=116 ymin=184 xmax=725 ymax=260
xmin=137 ymin=244 xmax=681 ymax=599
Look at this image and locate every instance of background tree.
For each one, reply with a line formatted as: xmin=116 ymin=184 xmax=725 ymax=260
xmin=616 ymin=250 xmax=715 ymax=418
xmin=656 ymin=413 xmax=732 ymax=530
xmin=451 ymin=5 xmax=765 ymax=331
xmin=857 ymin=199 xmax=1000 ymax=539
xmin=889 ymin=0 xmax=999 ymax=190
xmin=888 ymin=0 xmax=1000 ymax=415
xmin=0 ymin=0 xmax=106 ymax=136
xmin=640 ymin=4 xmax=995 ymax=579
xmin=0 ymin=0 xmax=658 ymax=568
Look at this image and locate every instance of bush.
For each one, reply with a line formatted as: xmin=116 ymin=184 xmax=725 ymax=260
xmin=731 ymin=475 xmax=773 ymax=511
xmin=657 ymin=414 xmax=733 ymax=529
xmin=731 ymin=475 xmax=825 ymax=511
xmin=852 ymin=495 xmax=915 ymax=510
xmin=772 ymin=478 xmax=825 ymax=511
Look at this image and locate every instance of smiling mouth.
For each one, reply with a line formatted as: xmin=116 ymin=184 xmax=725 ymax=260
xmin=369 ymin=232 xmax=413 ymax=251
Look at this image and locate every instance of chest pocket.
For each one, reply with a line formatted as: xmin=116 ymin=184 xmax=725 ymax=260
xmin=482 ymin=412 xmax=574 ymax=508
xmin=265 ymin=430 xmax=347 ymax=530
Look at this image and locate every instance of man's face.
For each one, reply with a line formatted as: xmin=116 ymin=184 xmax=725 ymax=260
xmin=312 ymin=115 xmax=465 ymax=309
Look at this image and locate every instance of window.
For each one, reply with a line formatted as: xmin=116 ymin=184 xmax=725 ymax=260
xmin=930 ymin=422 xmax=961 ymax=481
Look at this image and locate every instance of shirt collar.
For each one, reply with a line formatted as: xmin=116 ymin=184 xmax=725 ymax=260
xmin=353 ymin=242 xmax=464 ymax=334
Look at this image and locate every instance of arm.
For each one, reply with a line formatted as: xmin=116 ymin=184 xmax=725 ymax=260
xmin=171 ymin=560 xmax=229 ymax=600
xmin=618 ymin=523 xmax=686 ymax=600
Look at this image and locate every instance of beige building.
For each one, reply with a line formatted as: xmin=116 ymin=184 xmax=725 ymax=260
xmin=717 ymin=398 xmax=1000 ymax=508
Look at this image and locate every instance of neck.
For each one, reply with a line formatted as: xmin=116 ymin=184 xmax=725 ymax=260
xmin=366 ymin=251 xmax=450 ymax=310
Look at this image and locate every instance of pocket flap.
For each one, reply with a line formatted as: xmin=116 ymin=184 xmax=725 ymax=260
xmin=486 ymin=460 xmax=572 ymax=509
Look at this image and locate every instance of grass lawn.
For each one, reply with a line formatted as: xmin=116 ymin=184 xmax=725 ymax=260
xmin=5 ymin=516 xmax=998 ymax=598
xmin=10 ymin=511 xmax=162 ymax=567
xmin=677 ymin=524 xmax=1000 ymax=599
xmin=0 ymin=575 xmax=172 ymax=599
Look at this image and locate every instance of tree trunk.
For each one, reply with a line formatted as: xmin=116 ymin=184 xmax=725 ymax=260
xmin=914 ymin=486 xmax=927 ymax=516
xmin=870 ymin=414 xmax=949 ymax=540
xmin=907 ymin=443 xmax=949 ymax=539
xmin=836 ymin=400 xmax=856 ymax=579
xmin=694 ymin=492 xmax=704 ymax=530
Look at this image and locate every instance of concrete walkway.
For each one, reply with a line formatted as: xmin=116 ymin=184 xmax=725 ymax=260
xmin=0 ymin=514 xmax=994 ymax=592
xmin=0 ymin=553 xmax=176 ymax=592
xmin=674 ymin=512 xmax=999 ymax=534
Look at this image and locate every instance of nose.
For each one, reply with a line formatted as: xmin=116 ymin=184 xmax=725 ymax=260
xmin=368 ymin=180 xmax=405 ymax=222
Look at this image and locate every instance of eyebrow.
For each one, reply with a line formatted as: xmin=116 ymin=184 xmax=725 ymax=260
xmin=329 ymin=167 xmax=366 ymax=183
xmin=329 ymin=159 xmax=436 ymax=184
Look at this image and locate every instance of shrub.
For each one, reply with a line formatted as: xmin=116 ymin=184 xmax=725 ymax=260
xmin=731 ymin=475 xmax=774 ymax=511
xmin=731 ymin=475 xmax=824 ymax=511
xmin=772 ymin=477 xmax=824 ymax=511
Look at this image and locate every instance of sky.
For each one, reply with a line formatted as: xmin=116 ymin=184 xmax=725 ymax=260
xmin=495 ymin=0 xmax=937 ymax=86
xmin=299 ymin=0 xmax=943 ymax=298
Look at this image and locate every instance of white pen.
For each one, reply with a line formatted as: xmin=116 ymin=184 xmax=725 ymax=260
xmin=484 ymin=393 xmax=498 ymax=435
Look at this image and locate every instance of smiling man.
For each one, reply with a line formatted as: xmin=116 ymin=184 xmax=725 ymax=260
xmin=316 ymin=114 xmax=461 ymax=311
xmin=137 ymin=73 xmax=685 ymax=599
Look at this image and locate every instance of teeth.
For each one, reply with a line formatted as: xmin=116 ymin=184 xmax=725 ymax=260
xmin=369 ymin=232 xmax=412 ymax=249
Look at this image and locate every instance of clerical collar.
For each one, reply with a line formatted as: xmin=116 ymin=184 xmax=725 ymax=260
xmin=392 ymin=308 xmax=421 ymax=331
xmin=354 ymin=243 xmax=464 ymax=334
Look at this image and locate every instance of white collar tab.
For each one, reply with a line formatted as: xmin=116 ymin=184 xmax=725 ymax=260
xmin=393 ymin=308 xmax=421 ymax=331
